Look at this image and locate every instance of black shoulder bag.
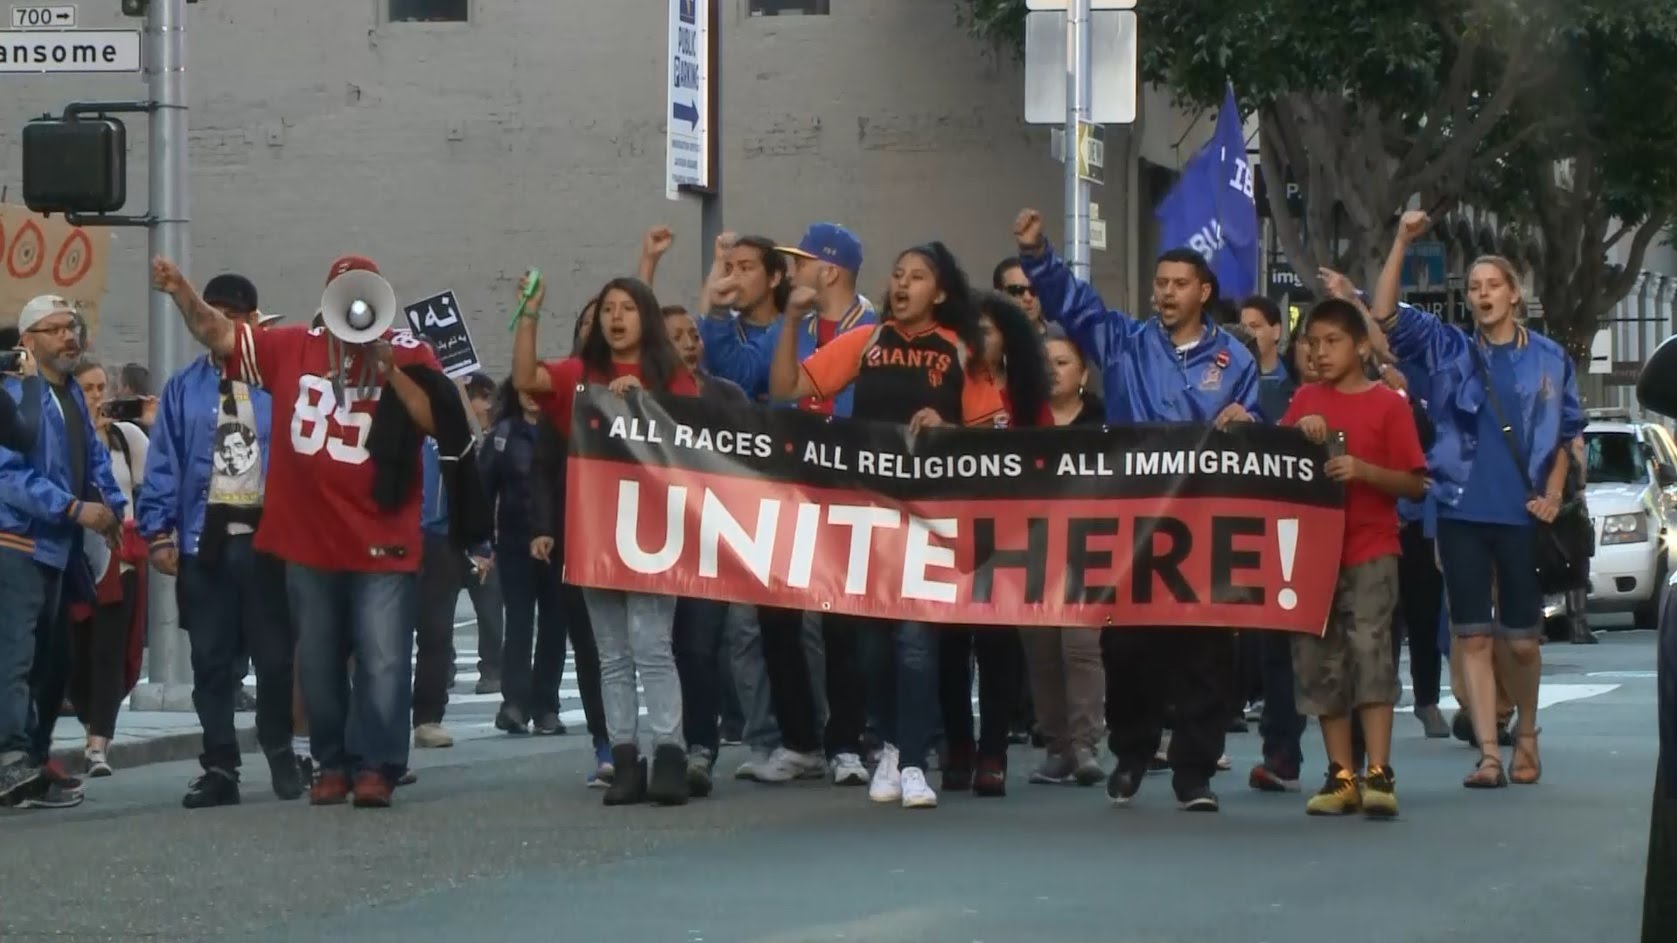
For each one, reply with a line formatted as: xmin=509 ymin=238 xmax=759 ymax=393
xmin=1473 ymin=350 xmax=1593 ymax=594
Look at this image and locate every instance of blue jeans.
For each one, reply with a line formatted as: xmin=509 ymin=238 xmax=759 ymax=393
xmin=674 ymin=597 xmax=727 ymax=755
xmin=1258 ymin=631 xmax=1305 ymax=770
xmin=0 ymin=550 xmax=63 ymax=763
xmin=287 ymin=563 xmax=418 ymax=781
xmin=863 ymin=620 xmax=940 ymax=769
xmin=498 ymin=545 xmax=566 ymax=718
xmin=726 ymin=604 xmax=780 ymax=751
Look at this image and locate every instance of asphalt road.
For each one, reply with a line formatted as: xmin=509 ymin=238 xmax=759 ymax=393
xmin=2 ymin=632 xmax=1660 ymax=943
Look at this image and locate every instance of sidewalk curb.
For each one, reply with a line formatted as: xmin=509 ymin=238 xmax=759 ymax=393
xmin=50 ymin=726 xmax=259 ymax=771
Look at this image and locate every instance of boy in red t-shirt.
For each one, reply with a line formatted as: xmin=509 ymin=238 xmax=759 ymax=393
xmin=1281 ymin=298 xmax=1427 ymax=818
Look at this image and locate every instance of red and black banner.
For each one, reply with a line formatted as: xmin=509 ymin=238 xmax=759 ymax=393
xmin=563 ymin=389 xmax=1345 ymax=635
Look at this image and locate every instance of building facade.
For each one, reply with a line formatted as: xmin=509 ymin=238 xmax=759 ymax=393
xmin=0 ymin=1 xmax=1215 ymax=370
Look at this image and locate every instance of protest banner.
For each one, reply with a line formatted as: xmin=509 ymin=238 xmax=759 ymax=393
xmin=563 ymin=389 xmax=1344 ymax=634
xmin=0 ymin=204 xmax=113 ymax=336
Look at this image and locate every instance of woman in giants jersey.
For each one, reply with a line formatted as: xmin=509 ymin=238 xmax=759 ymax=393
xmin=767 ymin=241 xmax=1005 ymax=810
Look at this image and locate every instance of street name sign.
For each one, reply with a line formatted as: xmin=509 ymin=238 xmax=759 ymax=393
xmin=0 ymin=29 xmax=139 ymax=72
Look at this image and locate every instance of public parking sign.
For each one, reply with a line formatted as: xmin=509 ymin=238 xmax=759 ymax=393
xmin=0 ymin=30 xmax=141 ymax=73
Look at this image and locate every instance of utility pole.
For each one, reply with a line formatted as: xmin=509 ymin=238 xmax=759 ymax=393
xmin=130 ymin=0 xmax=192 ymax=712
xmin=1064 ymin=0 xmax=1093 ymax=280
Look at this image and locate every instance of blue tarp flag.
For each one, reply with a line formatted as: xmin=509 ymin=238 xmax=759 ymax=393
xmin=1155 ymin=84 xmax=1259 ymax=301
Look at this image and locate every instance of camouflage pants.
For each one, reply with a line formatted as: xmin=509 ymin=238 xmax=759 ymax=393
xmin=1293 ymin=556 xmax=1401 ymax=717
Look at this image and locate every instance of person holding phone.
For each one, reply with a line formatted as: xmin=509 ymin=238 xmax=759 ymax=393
xmin=0 ymin=296 xmax=127 ymax=810
xmin=65 ymin=358 xmax=149 ymax=779
xmin=0 ymin=327 xmax=44 ymax=453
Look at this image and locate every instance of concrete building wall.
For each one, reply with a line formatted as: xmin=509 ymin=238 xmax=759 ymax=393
xmin=0 ymin=0 xmax=1165 ymax=370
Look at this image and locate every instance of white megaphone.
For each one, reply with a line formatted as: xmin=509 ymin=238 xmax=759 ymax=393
xmin=318 ymin=269 xmax=398 ymax=345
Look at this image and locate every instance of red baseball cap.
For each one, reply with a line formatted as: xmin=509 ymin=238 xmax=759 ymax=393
xmin=326 ymin=254 xmax=380 ymax=286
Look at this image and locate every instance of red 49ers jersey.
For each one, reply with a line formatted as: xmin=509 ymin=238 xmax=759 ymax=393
xmin=228 ymin=322 xmax=440 ymax=573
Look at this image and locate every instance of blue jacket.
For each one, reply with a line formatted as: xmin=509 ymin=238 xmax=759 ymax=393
xmin=698 ymin=315 xmax=777 ymax=401
xmin=0 ymin=375 xmax=126 ymax=570
xmin=422 ymin=438 xmax=491 ymax=557
xmin=1381 ymin=303 xmax=1585 ymax=509
xmin=1024 ymin=241 xmax=1262 ymax=423
xmin=698 ymin=297 xmax=878 ymax=416
xmin=479 ymin=416 xmax=540 ymax=548
xmin=135 ymin=356 xmax=273 ymax=556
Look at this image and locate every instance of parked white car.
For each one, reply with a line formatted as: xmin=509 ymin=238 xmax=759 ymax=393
xmin=1581 ymin=412 xmax=1677 ymax=627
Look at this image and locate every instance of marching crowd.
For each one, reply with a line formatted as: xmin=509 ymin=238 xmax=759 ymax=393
xmin=0 ymin=205 xmax=1583 ymax=821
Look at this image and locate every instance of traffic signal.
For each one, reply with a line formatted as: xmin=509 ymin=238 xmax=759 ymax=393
xmin=22 ymin=117 xmax=128 ymax=215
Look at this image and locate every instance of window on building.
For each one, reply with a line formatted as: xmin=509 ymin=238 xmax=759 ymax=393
xmin=749 ymin=0 xmax=829 ymax=15
xmin=389 ymin=0 xmax=469 ymax=23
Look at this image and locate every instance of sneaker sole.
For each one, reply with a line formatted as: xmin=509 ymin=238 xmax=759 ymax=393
xmin=833 ymin=772 xmax=870 ymax=786
xmin=1073 ymin=768 xmax=1105 ymax=787
xmin=1029 ymin=775 xmax=1069 ymax=785
xmin=901 ymin=797 xmax=937 ymax=809
xmin=352 ymin=796 xmax=392 ymax=809
xmin=869 ymin=790 xmax=902 ymax=804
xmin=1249 ymin=772 xmax=1301 ymax=793
xmin=0 ymin=769 xmax=43 ymax=802
xmin=1180 ymin=799 xmax=1220 ymax=812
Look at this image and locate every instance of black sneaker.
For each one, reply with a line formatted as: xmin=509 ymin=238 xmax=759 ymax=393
xmin=14 ymin=778 xmax=84 ymax=809
xmin=647 ymin=744 xmax=691 ymax=806
xmin=1177 ymin=784 xmax=1220 ymax=812
xmin=1107 ymin=763 xmax=1144 ymax=806
xmin=297 ymin=754 xmax=315 ymax=786
xmin=495 ymin=705 xmax=530 ymax=735
xmin=603 ymin=745 xmax=646 ymax=807
xmin=686 ymin=748 xmax=714 ymax=799
xmin=267 ymin=751 xmax=304 ymax=801
xmin=532 ymin=713 xmax=566 ymax=736
xmin=182 ymin=768 xmax=241 ymax=809
xmin=0 ymin=756 xmax=43 ymax=803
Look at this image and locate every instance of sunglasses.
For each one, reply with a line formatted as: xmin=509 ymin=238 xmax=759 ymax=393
xmin=1003 ymin=284 xmax=1035 ymax=298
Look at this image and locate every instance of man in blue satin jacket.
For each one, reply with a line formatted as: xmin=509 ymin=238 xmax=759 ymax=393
xmin=136 ymin=275 xmax=300 ymax=809
xmin=1012 ymin=207 xmax=1260 ymax=813
xmin=0 ymin=295 xmax=126 ymax=807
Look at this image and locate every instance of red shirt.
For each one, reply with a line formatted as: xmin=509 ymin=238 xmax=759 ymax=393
xmin=535 ymin=357 xmax=700 ymax=436
xmin=799 ymin=318 xmax=842 ymax=415
xmin=1282 ymin=382 xmax=1427 ymax=568
xmin=228 ymin=323 xmax=442 ymax=573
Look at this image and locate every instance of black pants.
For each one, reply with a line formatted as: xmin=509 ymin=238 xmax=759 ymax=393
xmin=179 ymin=537 xmax=294 ymax=772
xmin=758 ymin=606 xmax=867 ymax=758
xmin=1648 ymin=763 xmax=1677 ymax=943
xmin=413 ymin=533 xmax=468 ymax=728
xmin=1104 ymin=627 xmax=1232 ymax=793
xmin=497 ymin=546 xmax=565 ymax=718
xmin=937 ymin=626 xmax=1021 ymax=758
xmin=560 ymin=581 xmax=606 ymax=742
xmin=70 ymin=571 xmax=137 ymax=740
xmin=1235 ymin=631 xmax=1264 ymax=712
xmin=673 ymin=597 xmax=727 ymax=755
xmin=1397 ymin=522 xmax=1445 ymax=707
xmin=1258 ymin=630 xmax=1305 ymax=770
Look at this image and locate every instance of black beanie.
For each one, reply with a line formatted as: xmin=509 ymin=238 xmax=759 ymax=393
xmin=203 ymin=274 xmax=259 ymax=315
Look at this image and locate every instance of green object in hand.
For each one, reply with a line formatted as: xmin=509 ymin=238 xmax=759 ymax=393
xmin=509 ymin=268 xmax=542 ymax=331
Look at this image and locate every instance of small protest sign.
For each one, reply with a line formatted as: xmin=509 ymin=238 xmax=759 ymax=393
xmin=404 ymin=290 xmax=481 ymax=379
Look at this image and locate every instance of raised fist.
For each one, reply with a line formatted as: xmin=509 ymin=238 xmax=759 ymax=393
xmin=151 ymin=257 xmax=184 ymax=294
xmin=1398 ymin=210 xmax=1431 ymax=242
xmin=644 ymin=225 xmax=675 ymax=259
xmin=1013 ymin=209 xmax=1045 ymax=252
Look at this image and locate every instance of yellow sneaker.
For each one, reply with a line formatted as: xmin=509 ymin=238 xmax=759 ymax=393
xmin=1305 ymin=764 xmax=1362 ymax=816
xmin=1362 ymin=765 xmax=1399 ymax=818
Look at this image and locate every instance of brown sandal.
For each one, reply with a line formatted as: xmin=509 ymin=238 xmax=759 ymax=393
xmin=1463 ymin=754 xmax=1507 ymax=789
xmin=1510 ymin=729 xmax=1542 ymax=785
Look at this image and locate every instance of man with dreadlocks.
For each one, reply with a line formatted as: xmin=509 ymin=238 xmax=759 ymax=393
xmin=151 ymin=254 xmax=468 ymax=810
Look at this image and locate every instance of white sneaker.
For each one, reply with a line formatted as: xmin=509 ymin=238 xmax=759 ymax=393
xmin=900 ymin=767 xmax=938 ymax=809
xmin=753 ymin=747 xmax=826 ymax=783
xmin=868 ymin=745 xmax=902 ymax=803
xmin=734 ymin=747 xmax=773 ymax=780
xmin=1216 ymin=754 xmax=1232 ymax=771
xmin=413 ymin=723 xmax=453 ymax=749
xmin=830 ymin=752 xmax=870 ymax=786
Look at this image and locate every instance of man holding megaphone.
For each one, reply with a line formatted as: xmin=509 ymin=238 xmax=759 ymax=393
xmin=152 ymin=253 xmax=479 ymax=810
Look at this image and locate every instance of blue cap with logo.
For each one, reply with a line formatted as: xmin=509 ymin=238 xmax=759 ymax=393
xmin=778 ymin=222 xmax=862 ymax=275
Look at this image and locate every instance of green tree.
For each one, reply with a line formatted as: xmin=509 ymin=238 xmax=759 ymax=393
xmin=1471 ymin=3 xmax=1677 ymax=361
xmin=956 ymin=1 xmax=1573 ymax=290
